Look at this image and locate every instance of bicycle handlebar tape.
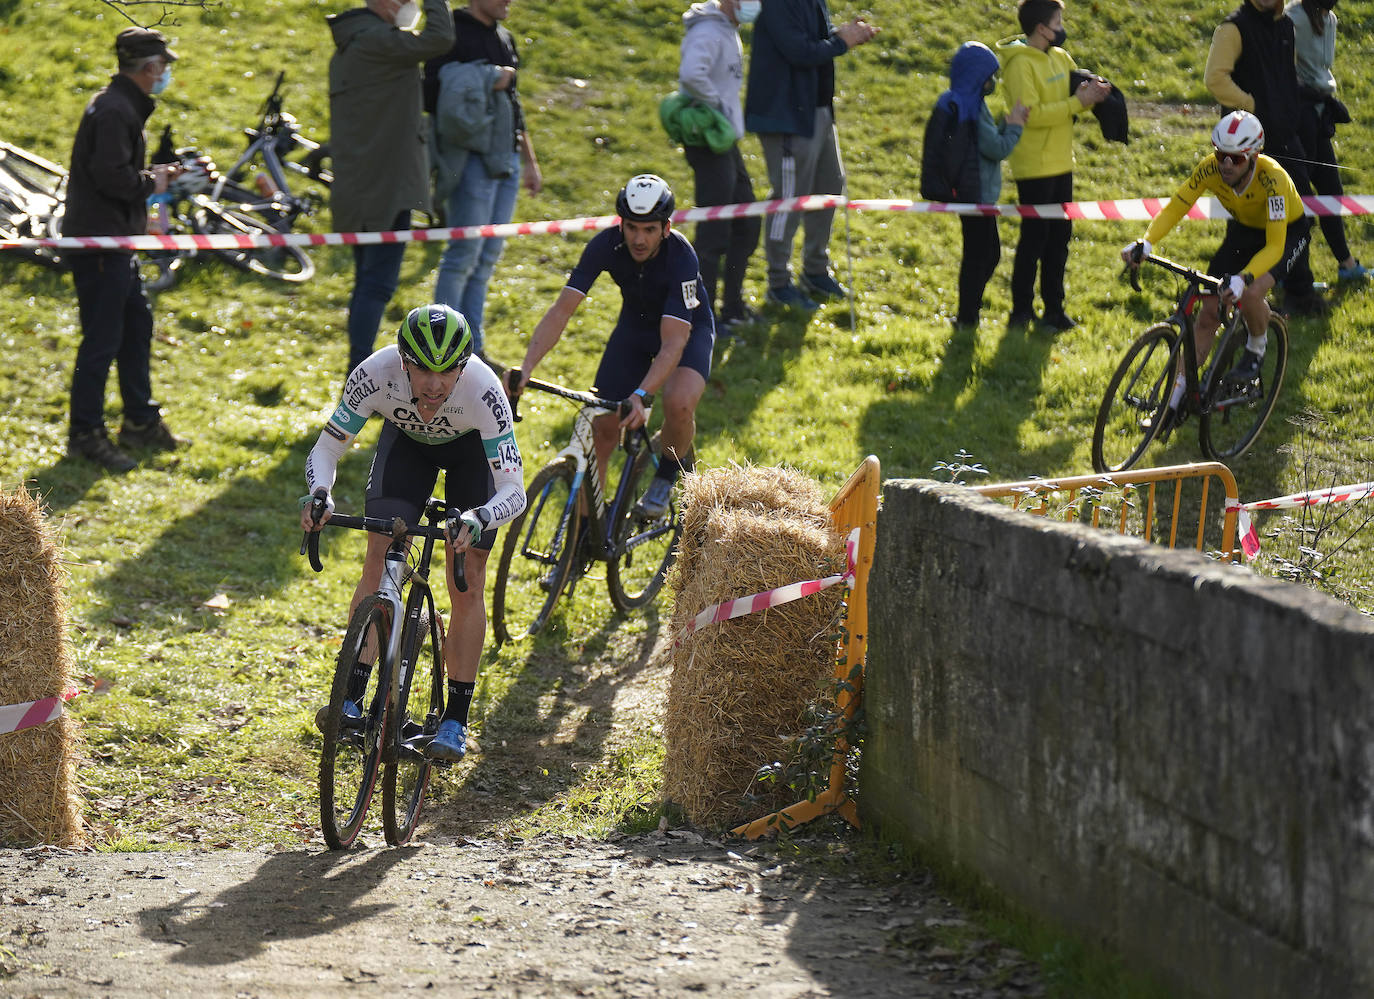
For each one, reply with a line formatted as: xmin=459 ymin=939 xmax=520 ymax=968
xmin=505 ymin=369 xmax=524 ymax=423
xmin=304 ymin=487 xmax=328 ymax=572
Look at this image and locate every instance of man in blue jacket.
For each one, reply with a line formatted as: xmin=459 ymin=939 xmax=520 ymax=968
xmin=744 ymin=0 xmax=877 ymax=312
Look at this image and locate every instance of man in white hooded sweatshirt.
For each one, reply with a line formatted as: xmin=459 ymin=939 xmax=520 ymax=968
xmin=677 ymin=0 xmax=763 ymax=330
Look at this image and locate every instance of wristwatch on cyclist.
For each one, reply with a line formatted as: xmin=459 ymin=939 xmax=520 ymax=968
xmin=633 ymin=388 xmax=654 ymax=407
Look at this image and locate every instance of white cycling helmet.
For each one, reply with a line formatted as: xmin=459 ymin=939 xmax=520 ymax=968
xmin=616 ymin=174 xmax=675 ymax=223
xmin=1211 ymin=110 xmax=1265 ymax=157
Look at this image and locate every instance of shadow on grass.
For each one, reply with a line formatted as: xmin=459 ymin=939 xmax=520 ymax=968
xmin=858 ymin=317 xmax=1071 ymax=480
xmin=25 ymin=430 xmax=332 ymax=622
xmin=424 ymin=599 xmax=667 ymax=839
xmin=138 ymin=847 xmax=410 ymax=965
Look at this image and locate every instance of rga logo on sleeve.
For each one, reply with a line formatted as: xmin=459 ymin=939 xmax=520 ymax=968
xmin=1268 ymin=196 xmax=1285 ymax=222
xmin=682 ymin=280 xmax=700 ymax=310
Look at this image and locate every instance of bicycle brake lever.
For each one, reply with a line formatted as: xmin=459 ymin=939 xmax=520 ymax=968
xmin=302 ymin=488 xmax=328 ymax=572
xmin=454 ymin=552 xmax=468 ymax=593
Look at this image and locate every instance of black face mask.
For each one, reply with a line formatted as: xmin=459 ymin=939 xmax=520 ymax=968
xmin=1048 ymin=26 xmax=1068 ymax=47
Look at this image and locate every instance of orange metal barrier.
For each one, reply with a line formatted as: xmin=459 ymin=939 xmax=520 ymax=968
xmin=732 ymin=455 xmax=880 ymax=839
xmin=972 ymin=462 xmax=1240 ymax=561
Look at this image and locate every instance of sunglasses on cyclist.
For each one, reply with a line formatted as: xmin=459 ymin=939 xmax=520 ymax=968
xmin=1216 ymin=150 xmax=1252 ymax=167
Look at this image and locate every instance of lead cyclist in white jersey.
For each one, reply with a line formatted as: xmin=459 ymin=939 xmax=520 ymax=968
xmin=300 ymin=304 xmax=525 ymax=761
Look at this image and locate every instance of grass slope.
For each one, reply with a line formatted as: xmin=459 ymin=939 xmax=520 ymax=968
xmin=0 ymin=5 xmax=1370 ymax=987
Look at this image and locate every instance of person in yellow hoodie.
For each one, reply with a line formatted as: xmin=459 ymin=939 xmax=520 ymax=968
xmin=996 ymin=0 xmax=1108 ymax=332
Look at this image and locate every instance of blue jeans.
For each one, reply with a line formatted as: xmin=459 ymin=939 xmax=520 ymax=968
xmin=434 ymin=150 xmax=521 ymax=353
xmin=347 ymin=211 xmax=409 ymax=373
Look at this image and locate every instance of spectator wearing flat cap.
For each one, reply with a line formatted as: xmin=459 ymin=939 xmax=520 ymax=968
xmin=64 ymin=27 xmax=184 ymax=472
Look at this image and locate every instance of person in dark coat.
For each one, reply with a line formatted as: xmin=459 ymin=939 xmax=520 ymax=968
xmin=1204 ymin=0 xmax=1326 ymax=314
xmin=64 ymin=27 xmax=184 ymax=472
xmin=328 ymin=0 xmax=454 ymax=373
xmin=743 ymin=0 xmax=878 ymax=312
xmin=926 ymin=42 xmax=1028 ymax=329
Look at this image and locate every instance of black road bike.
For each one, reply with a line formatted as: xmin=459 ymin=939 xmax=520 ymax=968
xmin=302 ymin=495 xmax=463 ymax=849
xmin=1092 ymin=252 xmax=1288 ymax=473
xmin=491 ymin=377 xmax=684 ymax=644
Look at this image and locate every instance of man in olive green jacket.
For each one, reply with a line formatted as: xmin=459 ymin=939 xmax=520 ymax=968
xmin=328 ymin=0 xmax=454 ymax=373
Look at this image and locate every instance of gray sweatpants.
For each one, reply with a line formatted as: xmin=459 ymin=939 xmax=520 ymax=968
xmin=757 ymin=106 xmax=845 ymax=289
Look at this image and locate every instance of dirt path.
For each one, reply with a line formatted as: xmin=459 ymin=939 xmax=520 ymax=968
xmin=2 ymin=831 xmax=1048 ymax=998
xmin=3 ymin=632 xmax=1048 ymax=998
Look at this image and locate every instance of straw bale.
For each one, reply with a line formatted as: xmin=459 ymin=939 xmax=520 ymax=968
xmin=0 ymin=484 xmax=85 ymax=847
xmin=663 ymin=464 xmax=844 ymax=828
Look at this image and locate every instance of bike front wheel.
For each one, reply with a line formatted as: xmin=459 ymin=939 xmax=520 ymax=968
xmin=1092 ymin=323 xmax=1179 ymax=474
xmin=382 ymin=588 xmax=444 ymax=847
xmin=190 ymin=196 xmax=314 ymax=283
xmin=493 ymin=457 xmax=580 ymax=644
xmin=607 ymin=436 xmax=682 ymax=612
xmin=1199 ymin=314 xmax=1287 ymax=461
xmin=319 ymin=594 xmax=391 ymax=850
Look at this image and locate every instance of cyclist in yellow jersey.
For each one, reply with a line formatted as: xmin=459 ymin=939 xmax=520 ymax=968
xmin=1122 ymin=110 xmax=1312 ymax=418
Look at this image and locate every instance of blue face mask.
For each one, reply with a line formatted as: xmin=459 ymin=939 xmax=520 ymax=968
xmin=151 ymin=65 xmax=172 ymax=96
xmin=737 ymin=0 xmax=761 ymax=24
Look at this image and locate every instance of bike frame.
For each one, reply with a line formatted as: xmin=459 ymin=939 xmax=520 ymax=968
xmin=546 ymin=402 xmax=656 ymax=563
xmin=1138 ymin=254 xmax=1244 ymax=416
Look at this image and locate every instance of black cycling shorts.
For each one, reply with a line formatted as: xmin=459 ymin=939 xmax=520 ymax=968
xmin=592 ymin=320 xmax=714 ymax=400
xmin=1208 ymin=216 xmax=1313 ymax=284
xmin=365 ymin=423 xmax=498 ymax=550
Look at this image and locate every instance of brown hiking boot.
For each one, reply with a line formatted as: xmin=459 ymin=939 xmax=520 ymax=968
xmin=119 ymin=417 xmax=184 ymax=452
xmin=69 ymin=428 xmax=137 ymax=472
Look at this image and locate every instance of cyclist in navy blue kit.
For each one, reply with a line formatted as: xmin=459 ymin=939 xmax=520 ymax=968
xmin=509 ymin=174 xmax=714 ymax=518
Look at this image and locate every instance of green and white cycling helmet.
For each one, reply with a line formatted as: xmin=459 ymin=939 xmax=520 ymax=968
xmin=398 ymin=304 xmax=473 ymax=373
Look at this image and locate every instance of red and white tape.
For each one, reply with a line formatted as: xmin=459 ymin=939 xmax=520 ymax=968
xmin=673 ymin=527 xmax=859 ymax=648
xmin=5 ymin=193 xmax=1373 ymax=253
xmin=0 ymin=688 xmax=78 ymax=736
xmin=1226 ymin=481 xmax=1374 ymax=559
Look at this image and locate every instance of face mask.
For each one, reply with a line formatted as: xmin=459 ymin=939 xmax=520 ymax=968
xmin=1048 ymin=26 xmax=1067 ymax=47
xmin=737 ymin=0 xmax=762 ymax=24
xmin=394 ymin=1 xmax=421 ymax=30
xmin=151 ymin=65 xmax=172 ymax=95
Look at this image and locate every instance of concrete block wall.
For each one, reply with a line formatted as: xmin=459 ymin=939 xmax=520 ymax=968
xmin=860 ymin=480 xmax=1374 ymax=998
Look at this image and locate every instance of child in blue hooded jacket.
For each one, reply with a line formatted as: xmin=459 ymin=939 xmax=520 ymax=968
xmin=934 ymin=42 xmax=1028 ymax=328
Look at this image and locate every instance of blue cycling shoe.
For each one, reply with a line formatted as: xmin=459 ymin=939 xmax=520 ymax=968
xmin=427 ymin=719 xmax=467 ymax=762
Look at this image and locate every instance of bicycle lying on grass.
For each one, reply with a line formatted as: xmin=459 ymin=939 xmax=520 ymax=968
xmin=1091 ymin=251 xmax=1288 ymax=473
xmin=0 ymin=138 xmax=66 ymax=270
xmin=142 ymin=73 xmax=327 ymax=292
xmin=301 ymin=493 xmax=465 ymax=849
xmin=491 ymin=376 xmax=684 ymax=644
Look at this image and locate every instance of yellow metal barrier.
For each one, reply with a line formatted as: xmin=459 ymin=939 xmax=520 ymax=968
xmin=732 ymin=455 xmax=880 ymax=839
xmin=972 ymin=462 xmax=1240 ymax=561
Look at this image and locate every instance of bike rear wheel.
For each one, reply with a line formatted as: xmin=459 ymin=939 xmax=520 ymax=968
xmin=493 ymin=457 xmax=579 ymax=644
xmin=382 ymin=588 xmax=444 ymax=847
xmin=190 ymin=196 xmax=314 ymax=283
xmin=319 ymin=594 xmax=390 ymax=850
xmin=607 ymin=436 xmax=682 ymax=612
xmin=1092 ymin=323 xmax=1179 ymax=473
xmin=1199 ymin=313 xmax=1288 ymax=461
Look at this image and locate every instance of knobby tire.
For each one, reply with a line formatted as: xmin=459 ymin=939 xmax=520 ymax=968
xmin=1092 ymin=323 xmax=1179 ymax=474
xmin=382 ymin=588 xmax=444 ymax=847
xmin=493 ymin=457 xmax=579 ymax=644
xmin=1199 ymin=314 xmax=1288 ymax=461
xmin=606 ymin=436 xmax=682 ymax=612
xmin=190 ymin=196 xmax=314 ymax=283
xmin=319 ymin=594 xmax=390 ymax=850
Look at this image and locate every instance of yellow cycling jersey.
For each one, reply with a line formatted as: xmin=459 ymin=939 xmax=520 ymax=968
xmin=1144 ymin=153 xmax=1304 ymax=277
